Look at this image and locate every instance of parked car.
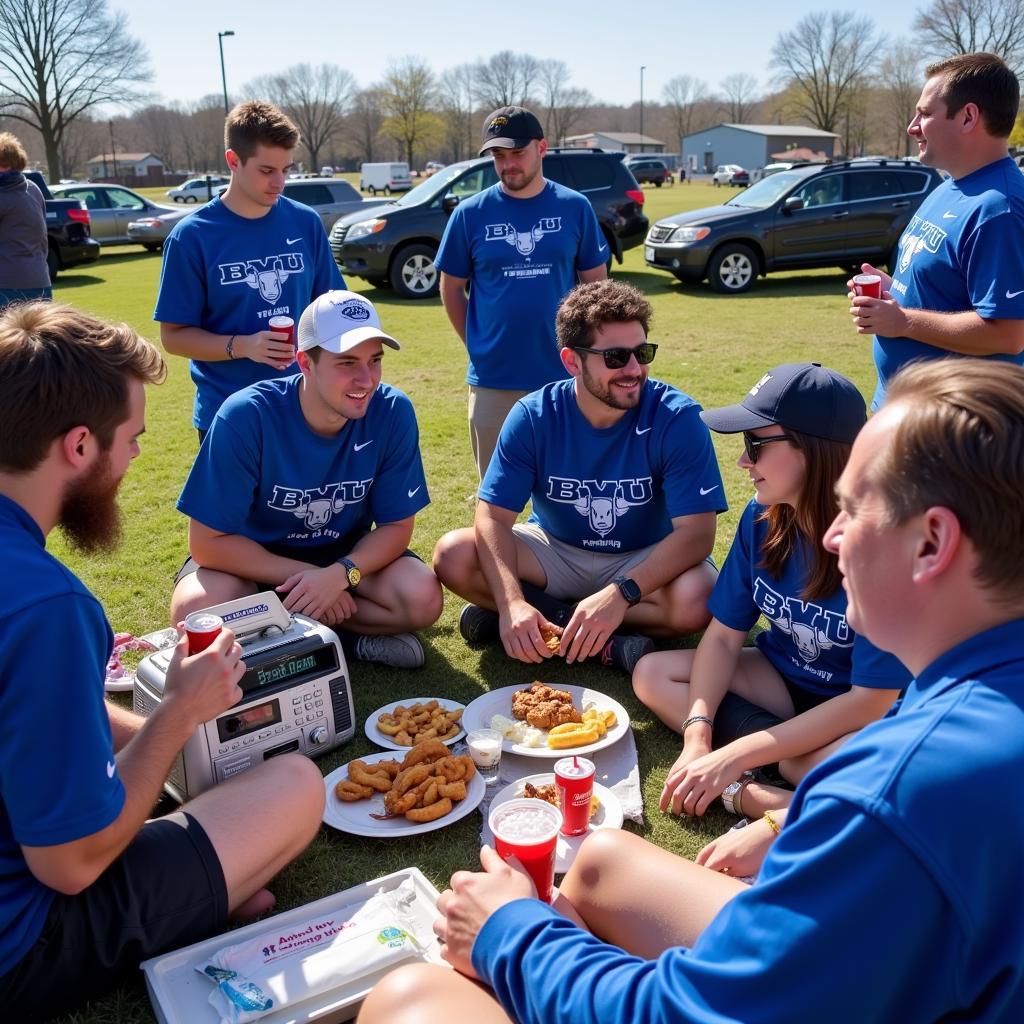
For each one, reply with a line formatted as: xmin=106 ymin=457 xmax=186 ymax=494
xmin=25 ymin=171 xmax=101 ymax=281
xmin=359 ymin=162 xmax=413 ymax=195
xmin=423 ymin=161 xmax=445 ymax=176
xmin=165 ymin=176 xmax=229 ymax=203
xmin=49 ymin=183 xmax=176 ymax=248
xmin=626 ymin=158 xmax=672 ymax=187
xmin=320 ymin=166 xmax=335 ymax=176
xmin=711 ymin=164 xmax=749 ymax=187
xmin=332 ymin=148 xmax=649 ymax=299
xmin=643 ymin=158 xmax=943 ymax=293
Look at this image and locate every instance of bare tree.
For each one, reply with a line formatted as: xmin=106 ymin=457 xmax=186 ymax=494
xmin=771 ymin=11 xmax=880 ymax=133
xmin=347 ymin=87 xmax=386 ymax=163
xmin=720 ymin=73 xmax=760 ymax=123
xmin=879 ymin=41 xmax=924 ymax=156
xmin=437 ymin=63 xmax=478 ymax=162
xmin=246 ymin=63 xmax=355 ymax=172
xmin=474 ymin=51 xmax=538 ymax=110
xmin=134 ymin=104 xmax=188 ymax=172
xmin=914 ymin=0 xmax=1024 ymax=68
xmin=536 ymin=60 xmax=592 ymax=143
xmin=380 ymin=58 xmax=444 ymax=167
xmin=662 ymin=74 xmax=711 ymax=148
xmin=0 ymin=0 xmax=150 ymax=181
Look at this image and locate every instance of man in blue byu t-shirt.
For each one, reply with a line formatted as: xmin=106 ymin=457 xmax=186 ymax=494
xmin=172 ymin=290 xmax=443 ymax=670
xmin=433 ymin=280 xmax=725 ymax=674
xmin=0 ymin=303 xmax=324 ymax=1018
xmin=849 ymin=52 xmax=1024 ymax=409
xmin=154 ymin=100 xmax=344 ymax=437
xmin=435 ymin=105 xmax=609 ymax=479
xmin=361 ymin=357 xmax=1024 ymax=1024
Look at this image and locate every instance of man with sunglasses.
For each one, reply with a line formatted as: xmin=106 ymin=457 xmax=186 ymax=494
xmin=433 ymin=280 xmax=725 ymax=672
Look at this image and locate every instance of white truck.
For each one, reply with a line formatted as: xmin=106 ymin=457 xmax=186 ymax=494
xmin=359 ymin=162 xmax=413 ymax=196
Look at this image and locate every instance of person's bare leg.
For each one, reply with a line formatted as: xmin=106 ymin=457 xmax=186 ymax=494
xmin=624 ymin=559 xmax=718 ymax=636
xmin=432 ymin=527 xmax=547 ymax=606
xmin=183 ymin=753 xmax=324 ymax=916
xmin=556 ymin=830 xmax=746 ymax=956
xmin=343 ymin=557 xmax=443 ymax=634
xmin=780 ymin=732 xmax=852 ymax=785
xmin=358 ymin=963 xmax=512 ymax=1024
xmin=170 ymin=567 xmax=256 ymax=625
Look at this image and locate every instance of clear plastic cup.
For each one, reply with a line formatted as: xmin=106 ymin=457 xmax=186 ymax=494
xmin=467 ymin=728 xmax=503 ymax=785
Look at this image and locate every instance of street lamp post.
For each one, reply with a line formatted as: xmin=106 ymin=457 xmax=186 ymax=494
xmin=218 ymin=30 xmax=235 ymax=116
xmin=639 ymin=66 xmax=646 ymax=153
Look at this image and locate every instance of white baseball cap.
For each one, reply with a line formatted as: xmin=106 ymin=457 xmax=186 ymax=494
xmin=296 ymin=290 xmax=401 ymax=354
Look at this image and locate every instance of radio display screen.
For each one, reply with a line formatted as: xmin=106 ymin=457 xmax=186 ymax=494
xmin=217 ymin=700 xmax=281 ymax=742
xmin=240 ymin=643 xmax=339 ymax=695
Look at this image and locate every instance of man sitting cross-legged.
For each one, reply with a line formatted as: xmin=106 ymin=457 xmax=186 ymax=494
xmin=433 ymin=280 xmax=725 ymax=673
xmin=171 ymin=290 xmax=443 ymax=669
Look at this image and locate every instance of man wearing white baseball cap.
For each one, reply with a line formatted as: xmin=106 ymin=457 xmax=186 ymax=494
xmin=170 ymin=290 xmax=442 ymax=669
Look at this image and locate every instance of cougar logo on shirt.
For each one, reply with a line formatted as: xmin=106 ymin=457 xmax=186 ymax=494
xmin=218 ymin=252 xmax=307 ymax=304
xmin=267 ymin=480 xmax=373 ymax=530
xmin=898 ymin=215 xmax=947 ymax=275
xmin=485 ymin=217 xmax=562 ymax=256
xmin=547 ymin=476 xmax=653 ymax=538
xmin=753 ymin=577 xmax=853 ymax=666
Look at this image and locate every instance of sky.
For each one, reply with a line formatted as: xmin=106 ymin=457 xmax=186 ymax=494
xmin=110 ymin=0 xmax=922 ymax=110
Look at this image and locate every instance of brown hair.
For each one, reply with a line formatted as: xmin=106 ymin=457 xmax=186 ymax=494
xmin=0 ymin=302 xmax=166 ymax=473
xmin=225 ymin=100 xmax=300 ymax=162
xmin=925 ymin=52 xmax=1019 ymax=138
xmin=759 ymin=431 xmax=851 ymax=601
xmin=0 ymin=132 xmax=28 ymax=172
xmin=556 ymin=280 xmax=651 ymax=349
xmin=875 ymin=359 xmax=1024 ymax=604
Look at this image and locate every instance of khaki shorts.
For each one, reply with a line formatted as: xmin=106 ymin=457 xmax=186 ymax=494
xmin=468 ymin=385 xmax=529 ymax=480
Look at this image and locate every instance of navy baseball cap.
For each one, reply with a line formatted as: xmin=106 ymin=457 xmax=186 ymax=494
xmin=700 ymin=362 xmax=866 ymax=443
xmin=479 ymin=106 xmax=544 ymax=155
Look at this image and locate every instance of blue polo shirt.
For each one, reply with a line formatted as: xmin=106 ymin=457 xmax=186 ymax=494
xmin=471 ymin=618 xmax=1024 ymax=1023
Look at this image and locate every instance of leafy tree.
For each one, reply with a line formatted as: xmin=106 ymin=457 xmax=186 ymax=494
xmin=380 ymin=58 xmax=444 ymax=167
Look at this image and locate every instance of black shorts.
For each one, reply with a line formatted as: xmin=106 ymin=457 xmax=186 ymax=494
xmin=712 ymin=678 xmax=833 ymax=748
xmin=0 ymin=812 xmax=228 ymax=1019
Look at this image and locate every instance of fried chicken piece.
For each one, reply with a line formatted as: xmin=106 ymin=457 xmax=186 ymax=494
xmin=524 ymin=700 xmax=583 ymax=730
xmin=511 ymin=682 xmax=579 ymax=726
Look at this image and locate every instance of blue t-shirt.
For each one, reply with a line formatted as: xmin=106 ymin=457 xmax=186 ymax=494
xmin=873 ymin=156 xmax=1024 ymax=408
xmin=0 ymin=495 xmax=123 ymax=976
xmin=177 ymin=376 xmax=429 ymax=547
xmin=479 ymin=379 xmax=726 ymax=553
xmin=153 ymin=195 xmax=345 ymax=430
xmin=434 ymin=180 xmax=608 ymax=390
xmin=472 ymin=618 xmax=1024 ymax=1024
xmin=709 ymin=501 xmax=909 ymax=697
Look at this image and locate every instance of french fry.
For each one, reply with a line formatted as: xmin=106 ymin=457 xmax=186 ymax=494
xmin=546 ymin=722 xmax=601 ymax=748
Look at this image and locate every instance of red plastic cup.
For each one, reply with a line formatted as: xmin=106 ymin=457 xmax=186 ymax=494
xmin=268 ymin=315 xmax=295 ymax=346
xmin=184 ymin=612 xmax=223 ymax=654
xmin=489 ymin=798 xmax=562 ymax=903
xmin=554 ymin=756 xmax=596 ymax=836
xmin=852 ymin=274 xmax=882 ymax=299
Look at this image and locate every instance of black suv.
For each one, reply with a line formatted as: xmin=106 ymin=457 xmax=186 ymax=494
xmin=626 ymin=158 xmax=672 ymax=187
xmin=331 ymin=150 xmax=648 ymax=299
xmin=644 ymin=159 xmax=943 ymax=293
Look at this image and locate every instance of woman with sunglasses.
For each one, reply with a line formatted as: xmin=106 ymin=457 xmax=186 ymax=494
xmin=633 ymin=362 xmax=909 ymax=822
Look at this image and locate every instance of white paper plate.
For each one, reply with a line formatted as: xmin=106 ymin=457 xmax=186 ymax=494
xmin=364 ymin=697 xmax=466 ymax=751
xmin=461 ymin=684 xmax=630 ymax=759
xmin=323 ymin=750 xmax=485 ymax=838
xmin=489 ymin=773 xmax=624 ymax=873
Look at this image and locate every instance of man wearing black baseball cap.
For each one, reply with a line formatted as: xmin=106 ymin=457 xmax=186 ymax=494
xmin=436 ymin=105 xmax=610 ymax=479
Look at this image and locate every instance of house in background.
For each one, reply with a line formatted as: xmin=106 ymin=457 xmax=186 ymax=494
xmin=561 ymin=131 xmax=665 ymax=154
xmin=84 ymin=151 xmax=166 ymax=186
xmin=682 ymin=125 xmax=839 ymax=173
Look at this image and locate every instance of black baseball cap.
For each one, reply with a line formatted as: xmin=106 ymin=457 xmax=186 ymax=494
xmin=479 ymin=106 xmax=544 ymax=155
xmin=700 ymin=362 xmax=866 ymax=444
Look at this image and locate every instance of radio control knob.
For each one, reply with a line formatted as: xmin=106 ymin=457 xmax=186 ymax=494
xmin=309 ymin=725 xmax=329 ymax=745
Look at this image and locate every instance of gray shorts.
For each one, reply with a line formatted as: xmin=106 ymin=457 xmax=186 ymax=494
xmin=512 ymin=522 xmax=655 ymax=601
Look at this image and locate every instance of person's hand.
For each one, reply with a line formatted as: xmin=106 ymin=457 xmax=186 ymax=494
xmin=845 ymin=261 xmax=892 ymax=297
xmin=849 ymin=294 xmax=908 ymax=336
xmin=659 ymin=739 xmax=710 ymax=813
xmin=559 ymin=585 xmax=627 ymax=664
xmin=499 ymin=598 xmax=558 ymax=664
xmin=318 ymin=589 xmax=358 ymax=627
xmin=236 ymin=329 xmax=296 ymax=371
xmin=663 ymin=746 xmax=743 ymax=817
xmin=161 ymin=628 xmax=244 ymax=729
xmin=434 ymin=845 xmax=536 ymax=978
xmin=696 ymin=816 xmax=776 ymax=878
xmin=278 ymin=565 xmax=348 ymax=619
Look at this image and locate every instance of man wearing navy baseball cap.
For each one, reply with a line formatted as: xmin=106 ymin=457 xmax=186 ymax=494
xmin=171 ymin=290 xmax=443 ymax=669
xmin=435 ymin=105 xmax=610 ymax=479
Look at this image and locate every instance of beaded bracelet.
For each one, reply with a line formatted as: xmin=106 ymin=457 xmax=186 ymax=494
xmin=680 ymin=714 xmax=713 ymax=735
xmin=763 ymin=810 xmax=781 ymax=835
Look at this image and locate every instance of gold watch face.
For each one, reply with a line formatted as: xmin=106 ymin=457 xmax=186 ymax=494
xmin=347 ymin=565 xmax=362 ymax=588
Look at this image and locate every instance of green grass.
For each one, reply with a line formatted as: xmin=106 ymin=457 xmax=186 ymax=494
xmin=47 ymin=192 xmax=876 ymax=1023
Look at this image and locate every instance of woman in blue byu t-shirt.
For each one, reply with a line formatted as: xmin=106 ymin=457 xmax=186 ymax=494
xmin=633 ymin=363 xmax=909 ymax=821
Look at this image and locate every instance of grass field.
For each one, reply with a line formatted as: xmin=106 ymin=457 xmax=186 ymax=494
xmin=47 ymin=181 xmax=876 ymax=1023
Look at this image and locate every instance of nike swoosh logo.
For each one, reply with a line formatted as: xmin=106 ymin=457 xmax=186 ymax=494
xmin=1007 ymin=289 xmax=1024 ymax=299
xmin=106 ymin=760 xmax=116 ymax=778
xmin=699 ymin=485 xmax=719 ymax=495
xmin=353 ymin=440 xmax=374 ymax=451
xmin=942 ymin=212 xmax=956 ymax=220
xmin=635 ymin=426 xmax=652 ymax=435
xmin=408 ymin=487 xmax=421 ymax=498
xmin=286 ymin=236 xmax=302 ymax=245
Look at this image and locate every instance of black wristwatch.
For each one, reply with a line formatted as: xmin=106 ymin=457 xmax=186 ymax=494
xmin=613 ymin=576 xmax=642 ymax=606
xmin=338 ymin=556 xmax=361 ymax=590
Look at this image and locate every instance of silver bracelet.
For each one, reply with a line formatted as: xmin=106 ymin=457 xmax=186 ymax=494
xmin=722 ymin=771 xmax=755 ymax=815
xmin=680 ymin=714 xmax=713 ymax=735
xmin=226 ymin=334 xmax=236 ymax=359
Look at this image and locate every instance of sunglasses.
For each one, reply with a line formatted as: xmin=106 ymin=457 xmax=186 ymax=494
xmin=743 ymin=431 xmax=794 ymax=463
xmin=569 ymin=342 xmax=658 ymax=369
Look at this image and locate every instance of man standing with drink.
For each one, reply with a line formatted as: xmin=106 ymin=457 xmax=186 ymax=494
xmin=849 ymin=52 xmax=1024 ymax=409
xmin=155 ymin=100 xmax=344 ymax=441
